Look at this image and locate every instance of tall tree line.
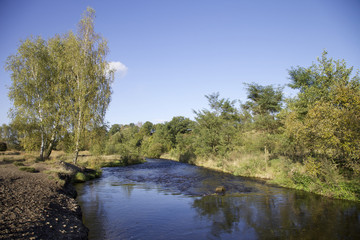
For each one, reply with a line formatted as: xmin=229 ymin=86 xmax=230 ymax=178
xmin=100 ymin=51 xmax=360 ymax=179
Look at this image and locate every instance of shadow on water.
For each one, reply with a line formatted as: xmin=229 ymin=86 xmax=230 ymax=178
xmin=192 ymin=192 xmax=360 ymax=239
xmin=76 ymin=158 xmax=360 ymax=239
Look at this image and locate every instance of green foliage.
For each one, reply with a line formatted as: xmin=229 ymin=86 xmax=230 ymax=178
xmin=139 ymin=121 xmax=154 ymax=136
xmin=243 ymin=83 xmax=283 ymax=115
xmin=286 ymin=159 xmax=359 ymax=200
xmin=88 ymin=125 xmax=108 ymax=155
xmin=0 ymin=124 xmax=20 ymax=150
xmin=164 ymin=116 xmax=193 ymax=147
xmin=285 ymin=51 xmax=360 ymax=172
xmin=193 ymin=93 xmax=241 ymax=157
xmin=303 ymin=157 xmax=321 ymax=177
xmin=66 ymin=7 xmax=113 ymax=164
xmin=175 ymin=132 xmax=196 ymax=163
xmin=108 ymin=124 xmax=121 ymax=136
xmin=288 ymin=50 xmax=359 ymax=116
xmin=146 ymin=142 xmax=164 ymax=158
xmin=56 ymin=132 xmax=74 ymax=153
xmin=86 ymin=170 xmax=102 ymax=180
xmin=6 ymin=36 xmax=56 ymax=159
xmin=6 ymin=7 xmax=113 ymax=163
xmin=73 ymin=172 xmax=87 ymax=183
xmin=291 ymin=172 xmax=313 ymax=188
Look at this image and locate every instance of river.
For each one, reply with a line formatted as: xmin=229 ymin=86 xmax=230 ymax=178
xmin=75 ymin=158 xmax=360 ymax=239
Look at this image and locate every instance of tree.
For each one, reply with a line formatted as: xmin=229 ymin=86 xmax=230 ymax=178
xmin=109 ymin=124 xmax=121 ymax=136
xmin=205 ymin=92 xmax=239 ymax=120
xmin=6 ymin=7 xmax=113 ymax=163
xmin=0 ymin=124 xmax=20 ymax=150
xmin=164 ymin=116 xmax=193 ymax=147
xmin=242 ymin=83 xmax=283 ymax=117
xmin=193 ymin=93 xmax=240 ymax=157
xmin=285 ymin=51 xmax=360 ymax=172
xmin=65 ymin=7 xmax=114 ymax=164
xmin=6 ymin=36 xmax=61 ymax=160
xmin=288 ymin=50 xmax=357 ymax=116
xmin=241 ymin=83 xmax=283 ymax=134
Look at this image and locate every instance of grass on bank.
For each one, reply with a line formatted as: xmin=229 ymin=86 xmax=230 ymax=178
xmin=162 ymin=151 xmax=360 ymax=202
xmin=51 ymin=151 xmax=144 ymax=183
xmin=0 ymin=150 xmax=144 ymax=185
xmin=18 ymin=166 xmax=37 ymax=173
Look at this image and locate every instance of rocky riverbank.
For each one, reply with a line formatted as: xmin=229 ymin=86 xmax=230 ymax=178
xmin=0 ymin=163 xmax=88 ymax=240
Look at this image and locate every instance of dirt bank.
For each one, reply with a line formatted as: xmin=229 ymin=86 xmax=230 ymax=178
xmin=0 ymin=163 xmax=88 ymax=240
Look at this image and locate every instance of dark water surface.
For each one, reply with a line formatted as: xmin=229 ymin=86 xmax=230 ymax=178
xmin=75 ymin=158 xmax=360 ymax=239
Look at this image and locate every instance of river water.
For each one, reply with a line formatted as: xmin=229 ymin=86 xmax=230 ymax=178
xmin=75 ymin=158 xmax=360 ymax=239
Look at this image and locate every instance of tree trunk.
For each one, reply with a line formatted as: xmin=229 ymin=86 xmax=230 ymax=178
xmin=45 ymin=132 xmax=56 ymax=159
xmin=264 ymin=145 xmax=269 ymax=171
xmin=73 ymin=147 xmax=79 ymax=165
xmin=73 ymin=107 xmax=82 ymax=165
xmin=39 ymin=132 xmax=45 ymax=161
xmin=73 ymin=130 xmax=80 ymax=165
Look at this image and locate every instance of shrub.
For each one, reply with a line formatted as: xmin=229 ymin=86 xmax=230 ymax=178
xmin=0 ymin=142 xmax=7 ymax=152
xmin=73 ymin=172 xmax=87 ymax=183
xmin=101 ymin=160 xmax=123 ymax=167
xmin=146 ymin=143 xmax=164 ymax=158
xmin=19 ymin=167 xmax=37 ymax=173
xmin=13 ymin=162 xmax=25 ymax=166
xmin=179 ymin=151 xmax=196 ymax=164
xmin=292 ymin=172 xmax=313 ymax=189
xmin=86 ymin=170 xmax=102 ymax=180
xmin=303 ymin=157 xmax=322 ymax=177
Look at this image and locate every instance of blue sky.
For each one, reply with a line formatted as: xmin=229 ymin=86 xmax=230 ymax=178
xmin=1 ymin=0 xmax=359 ymax=126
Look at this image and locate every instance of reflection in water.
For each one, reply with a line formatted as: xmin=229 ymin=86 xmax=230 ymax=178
xmin=120 ymin=184 xmax=135 ymax=197
xmin=76 ymin=159 xmax=360 ymax=239
xmin=193 ymin=196 xmax=244 ymax=238
xmin=192 ymin=191 xmax=360 ymax=239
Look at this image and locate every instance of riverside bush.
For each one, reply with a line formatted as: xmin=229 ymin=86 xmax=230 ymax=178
xmin=0 ymin=142 xmax=7 ymax=151
xmin=73 ymin=172 xmax=87 ymax=183
xmin=146 ymin=143 xmax=164 ymax=158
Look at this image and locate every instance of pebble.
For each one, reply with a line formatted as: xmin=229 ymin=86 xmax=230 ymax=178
xmin=0 ymin=163 xmax=89 ymax=239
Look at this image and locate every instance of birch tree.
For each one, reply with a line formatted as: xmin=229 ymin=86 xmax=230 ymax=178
xmin=6 ymin=37 xmax=55 ymax=160
xmin=6 ymin=7 xmax=113 ymax=163
xmin=6 ymin=35 xmax=70 ymax=160
xmin=67 ymin=7 xmax=114 ymax=164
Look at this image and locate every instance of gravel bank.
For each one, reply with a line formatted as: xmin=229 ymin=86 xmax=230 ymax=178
xmin=0 ymin=163 xmax=88 ymax=240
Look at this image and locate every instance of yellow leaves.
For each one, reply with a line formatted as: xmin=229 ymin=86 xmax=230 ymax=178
xmin=304 ymin=157 xmax=322 ymax=177
xmin=305 ymin=102 xmax=341 ymax=143
xmin=284 ymin=76 xmax=360 ymax=165
xmin=290 ymin=81 xmax=360 ymax=163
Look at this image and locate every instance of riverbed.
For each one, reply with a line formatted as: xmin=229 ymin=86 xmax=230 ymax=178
xmin=75 ymin=158 xmax=360 ymax=239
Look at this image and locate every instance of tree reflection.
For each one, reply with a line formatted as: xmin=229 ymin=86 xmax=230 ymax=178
xmin=193 ymin=195 xmax=241 ymax=238
xmin=192 ymin=191 xmax=360 ymax=239
xmin=120 ymin=183 xmax=135 ymax=197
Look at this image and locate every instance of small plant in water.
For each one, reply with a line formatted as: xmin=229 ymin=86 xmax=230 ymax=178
xmin=73 ymin=172 xmax=87 ymax=183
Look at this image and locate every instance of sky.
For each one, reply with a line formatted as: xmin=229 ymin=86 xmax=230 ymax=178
xmin=1 ymin=0 xmax=359 ymax=126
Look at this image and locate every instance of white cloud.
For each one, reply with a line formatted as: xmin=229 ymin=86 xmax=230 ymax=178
xmin=108 ymin=61 xmax=128 ymax=79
